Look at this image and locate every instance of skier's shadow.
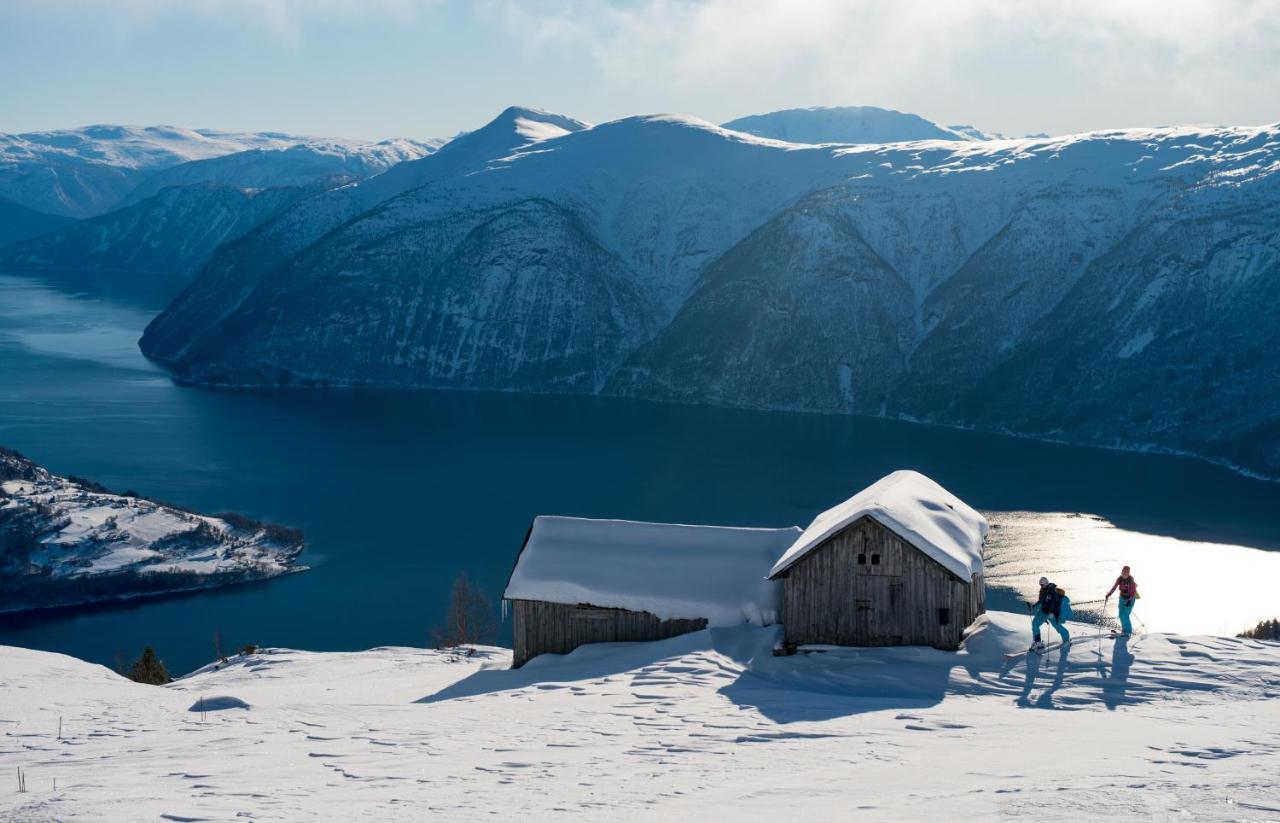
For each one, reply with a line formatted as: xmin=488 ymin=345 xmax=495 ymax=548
xmin=1015 ymin=646 xmax=1069 ymax=709
xmin=1098 ymin=635 xmax=1135 ymax=710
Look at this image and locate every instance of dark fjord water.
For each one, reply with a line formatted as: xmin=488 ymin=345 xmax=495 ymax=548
xmin=2 ymin=275 xmax=1278 ymax=674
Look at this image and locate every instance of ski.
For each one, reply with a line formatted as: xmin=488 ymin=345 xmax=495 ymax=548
xmin=1004 ymin=633 xmax=1110 ymax=660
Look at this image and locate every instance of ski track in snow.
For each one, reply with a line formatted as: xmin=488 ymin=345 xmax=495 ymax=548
xmin=1 ymin=612 xmax=1278 ymax=820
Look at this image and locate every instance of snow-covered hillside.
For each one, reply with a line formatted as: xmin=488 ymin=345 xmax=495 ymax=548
xmin=2 ymin=612 xmax=1277 ymax=820
xmin=138 ymin=108 xmax=1280 ymax=478
xmin=722 ymin=105 xmax=981 ymax=144
xmin=0 ymin=125 xmax=440 ymax=217
xmin=0 ymin=447 xmax=304 ymax=614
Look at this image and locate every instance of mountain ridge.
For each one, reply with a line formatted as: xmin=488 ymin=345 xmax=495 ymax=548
xmin=721 ymin=105 xmax=988 ymax=144
xmin=27 ymin=107 xmax=1276 ymax=479
xmin=0 ymin=124 xmax=442 ymax=217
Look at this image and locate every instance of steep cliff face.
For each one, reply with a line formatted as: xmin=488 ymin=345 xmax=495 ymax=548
xmin=953 ymin=185 xmax=1280 ymax=472
xmin=609 ymin=199 xmax=917 ymax=412
xmin=138 ymin=112 xmax=1280 ymax=476
xmin=160 ymin=199 xmax=662 ymax=393
xmin=140 ymin=108 xmax=592 ymax=364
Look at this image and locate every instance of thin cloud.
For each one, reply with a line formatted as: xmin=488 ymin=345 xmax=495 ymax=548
xmin=494 ymin=0 xmax=1280 ymax=135
xmin=5 ymin=0 xmax=426 ymax=43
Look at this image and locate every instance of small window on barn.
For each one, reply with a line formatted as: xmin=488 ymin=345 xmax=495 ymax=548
xmin=938 ymin=608 xmax=951 ymax=626
xmin=871 ymin=553 xmax=881 ymax=565
xmin=857 ymin=553 xmax=867 ymax=565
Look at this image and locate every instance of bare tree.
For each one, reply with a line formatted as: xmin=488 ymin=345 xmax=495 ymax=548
xmin=432 ymin=573 xmax=498 ymax=654
xmin=213 ymin=628 xmax=227 ymax=664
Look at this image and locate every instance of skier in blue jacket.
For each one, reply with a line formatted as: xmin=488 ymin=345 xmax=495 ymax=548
xmin=1030 ymin=576 xmax=1071 ymax=651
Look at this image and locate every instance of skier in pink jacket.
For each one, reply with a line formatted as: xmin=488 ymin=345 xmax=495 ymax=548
xmin=1106 ymin=565 xmax=1139 ymax=636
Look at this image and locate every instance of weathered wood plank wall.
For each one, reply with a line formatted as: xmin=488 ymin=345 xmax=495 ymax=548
xmin=511 ymin=600 xmax=708 ymax=668
xmin=780 ymin=516 xmax=984 ymax=650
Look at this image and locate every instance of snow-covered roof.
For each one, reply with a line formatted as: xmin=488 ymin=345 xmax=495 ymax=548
xmin=768 ymin=471 xmax=987 ymax=581
xmin=504 ymin=516 xmax=802 ymax=626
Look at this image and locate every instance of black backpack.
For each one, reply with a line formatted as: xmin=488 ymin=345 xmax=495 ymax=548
xmin=1041 ymin=584 xmax=1060 ymax=613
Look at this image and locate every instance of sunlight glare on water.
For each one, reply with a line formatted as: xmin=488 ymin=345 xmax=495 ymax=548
xmin=985 ymin=511 xmax=1279 ymax=636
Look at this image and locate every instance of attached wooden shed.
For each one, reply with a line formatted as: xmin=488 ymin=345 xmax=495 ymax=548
xmin=768 ymin=471 xmax=987 ymax=651
xmin=504 ymin=516 xmax=801 ymax=668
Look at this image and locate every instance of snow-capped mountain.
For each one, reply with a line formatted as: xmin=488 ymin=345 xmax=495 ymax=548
xmin=721 ymin=106 xmax=984 ymax=144
xmin=0 ymin=135 xmax=442 ymax=300
xmin=137 ymin=107 xmax=600 ymax=366
xmin=0 ymin=125 xmax=440 ymax=218
xmin=132 ymin=110 xmax=1280 ymax=477
xmin=0 ymin=446 xmax=304 ymax=614
xmin=117 ymin=138 xmax=440 ymax=207
xmin=0 ymin=125 xmax=304 ymax=217
xmin=946 ymin=123 xmax=1006 ymax=140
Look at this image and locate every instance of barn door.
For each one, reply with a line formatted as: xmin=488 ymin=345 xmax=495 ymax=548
xmin=854 ymin=575 xmax=903 ymax=645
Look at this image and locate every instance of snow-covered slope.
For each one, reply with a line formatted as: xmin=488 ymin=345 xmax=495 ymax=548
xmin=139 ymin=111 xmax=1280 ymax=477
xmin=0 ymin=447 xmax=304 ymax=613
xmin=0 ymin=125 xmax=439 ymax=218
xmin=722 ymin=105 xmax=979 ymax=144
xmin=2 ymin=611 xmax=1277 ymax=820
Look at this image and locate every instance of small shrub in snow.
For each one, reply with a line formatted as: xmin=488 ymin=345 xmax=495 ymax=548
xmin=432 ymin=573 xmax=498 ymax=652
xmin=213 ymin=629 xmax=228 ymax=664
xmin=214 ymin=510 xmax=262 ymax=532
xmin=127 ymin=646 xmax=171 ymax=685
xmin=262 ymin=522 xmax=304 ymax=546
xmin=239 ymin=644 xmax=257 ymax=656
xmin=67 ymin=474 xmax=113 ymax=494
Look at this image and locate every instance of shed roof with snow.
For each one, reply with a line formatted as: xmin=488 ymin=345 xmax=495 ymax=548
xmin=504 ymin=516 xmax=802 ymax=627
xmin=768 ymin=470 xmax=987 ymax=581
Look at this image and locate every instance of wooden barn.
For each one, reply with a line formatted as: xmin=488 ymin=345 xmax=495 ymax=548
xmin=768 ymin=470 xmax=988 ymax=651
xmin=503 ymin=516 xmax=801 ymax=668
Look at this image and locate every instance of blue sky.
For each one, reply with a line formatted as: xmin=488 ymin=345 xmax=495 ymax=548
xmin=2 ymin=0 xmax=1278 ymax=141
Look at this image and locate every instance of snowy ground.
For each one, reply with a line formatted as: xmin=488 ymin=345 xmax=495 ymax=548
xmin=2 ymin=611 xmax=1278 ymax=821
